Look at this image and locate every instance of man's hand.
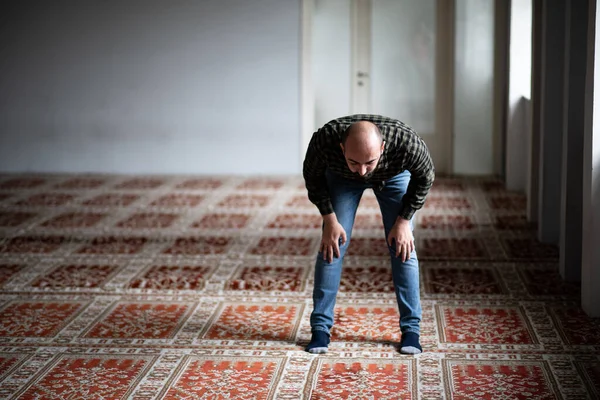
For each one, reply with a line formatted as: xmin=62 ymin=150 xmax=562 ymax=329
xmin=387 ymin=217 xmax=414 ymax=262
xmin=320 ymin=214 xmax=347 ymax=263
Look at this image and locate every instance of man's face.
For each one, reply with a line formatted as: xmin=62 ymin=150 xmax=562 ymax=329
xmin=340 ymin=141 xmax=385 ymax=178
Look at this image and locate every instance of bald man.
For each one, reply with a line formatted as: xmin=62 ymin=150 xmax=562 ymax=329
xmin=303 ymin=114 xmax=435 ymax=354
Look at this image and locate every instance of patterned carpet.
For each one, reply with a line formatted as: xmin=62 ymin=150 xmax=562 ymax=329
xmin=0 ymin=173 xmax=598 ymax=399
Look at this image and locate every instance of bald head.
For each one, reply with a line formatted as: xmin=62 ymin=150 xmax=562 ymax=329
xmin=342 ymin=121 xmax=383 ymax=147
xmin=340 ymin=121 xmax=385 ymax=177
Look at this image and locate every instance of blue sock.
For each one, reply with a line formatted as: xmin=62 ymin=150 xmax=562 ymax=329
xmin=306 ymin=331 xmax=330 ymax=354
xmin=399 ymin=332 xmax=422 ymax=354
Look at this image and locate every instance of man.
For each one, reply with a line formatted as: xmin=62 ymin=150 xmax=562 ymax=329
xmin=303 ymin=114 xmax=435 ymax=355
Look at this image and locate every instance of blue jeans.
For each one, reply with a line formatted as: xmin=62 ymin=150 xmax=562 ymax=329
xmin=310 ymin=169 xmax=422 ymax=335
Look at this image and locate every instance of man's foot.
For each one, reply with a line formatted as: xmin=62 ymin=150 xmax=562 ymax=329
xmin=306 ymin=331 xmax=330 ymax=354
xmin=399 ymin=332 xmax=422 ymax=354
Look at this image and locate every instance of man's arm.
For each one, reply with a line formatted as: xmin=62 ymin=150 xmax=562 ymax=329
xmin=303 ymin=128 xmax=348 ymax=263
xmin=303 ymin=129 xmax=334 ymax=215
xmin=399 ymin=132 xmax=435 ymax=220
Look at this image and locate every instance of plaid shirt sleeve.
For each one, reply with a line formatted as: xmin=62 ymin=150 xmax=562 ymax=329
xmin=302 ymin=127 xmax=335 ymax=216
xmin=398 ymin=129 xmax=435 ymax=220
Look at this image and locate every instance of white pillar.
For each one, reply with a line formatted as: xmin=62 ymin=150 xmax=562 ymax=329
xmin=528 ymin=0 xmax=543 ymax=223
xmin=582 ymin=0 xmax=600 ymax=317
xmin=559 ymin=0 xmax=588 ymax=282
xmin=505 ymin=0 xmax=532 ymax=193
xmin=538 ymin=0 xmax=567 ymax=244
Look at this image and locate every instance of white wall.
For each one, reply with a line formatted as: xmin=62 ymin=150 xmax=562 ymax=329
xmin=0 ymin=0 xmax=301 ymax=175
xmin=453 ymin=0 xmax=495 ymax=175
xmin=506 ymin=0 xmax=532 ymax=192
xmin=312 ymin=0 xmax=351 ymax=130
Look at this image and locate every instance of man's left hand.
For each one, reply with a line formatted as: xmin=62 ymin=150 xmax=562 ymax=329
xmin=387 ymin=217 xmax=414 ymax=262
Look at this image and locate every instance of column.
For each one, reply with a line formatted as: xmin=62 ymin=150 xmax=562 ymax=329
xmin=582 ymin=0 xmax=600 ymax=317
xmin=559 ymin=0 xmax=589 ymax=282
xmin=537 ymin=0 xmax=567 ymax=244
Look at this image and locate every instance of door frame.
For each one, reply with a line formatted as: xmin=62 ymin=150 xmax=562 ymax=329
xmin=434 ymin=0 xmax=455 ymax=175
xmin=300 ymin=0 xmax=456 ymax=174
xmin=300 ymin=0 xmax=314 ymax=164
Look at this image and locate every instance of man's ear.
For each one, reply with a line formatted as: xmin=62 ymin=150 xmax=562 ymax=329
xmin=340 ymin=143 xmax=345 ymax=153
xmin=380 ymin=141 xmax=385 ymax=152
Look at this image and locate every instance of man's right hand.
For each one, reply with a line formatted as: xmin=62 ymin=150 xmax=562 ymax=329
xmin=320 ymin=214 xmax=347 ymax=263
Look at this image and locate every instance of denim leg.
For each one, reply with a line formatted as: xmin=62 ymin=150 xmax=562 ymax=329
xmin=310 ymin=171 xmax=365 ymax=335
xmin=375 ymin=170 xmax=422 ymax=335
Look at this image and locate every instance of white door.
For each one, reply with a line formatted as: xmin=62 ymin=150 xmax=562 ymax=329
xmin=306 ymin=0 xmax=453 ymax=173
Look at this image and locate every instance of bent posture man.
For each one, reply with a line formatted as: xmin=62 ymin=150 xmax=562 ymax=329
xmin=303 ymin=114 xmax=434 ymax=354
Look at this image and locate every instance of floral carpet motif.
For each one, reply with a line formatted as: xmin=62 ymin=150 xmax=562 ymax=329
xmin=0 ymin=173 xmax=598 ymax=399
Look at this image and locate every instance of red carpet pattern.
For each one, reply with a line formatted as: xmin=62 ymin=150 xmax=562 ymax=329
xmin=0 ymin=173 xmax=598 ymax=399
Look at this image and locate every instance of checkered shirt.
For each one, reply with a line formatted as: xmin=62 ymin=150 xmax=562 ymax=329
xmin=303 ymin=114 xmax=435 ymax=220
